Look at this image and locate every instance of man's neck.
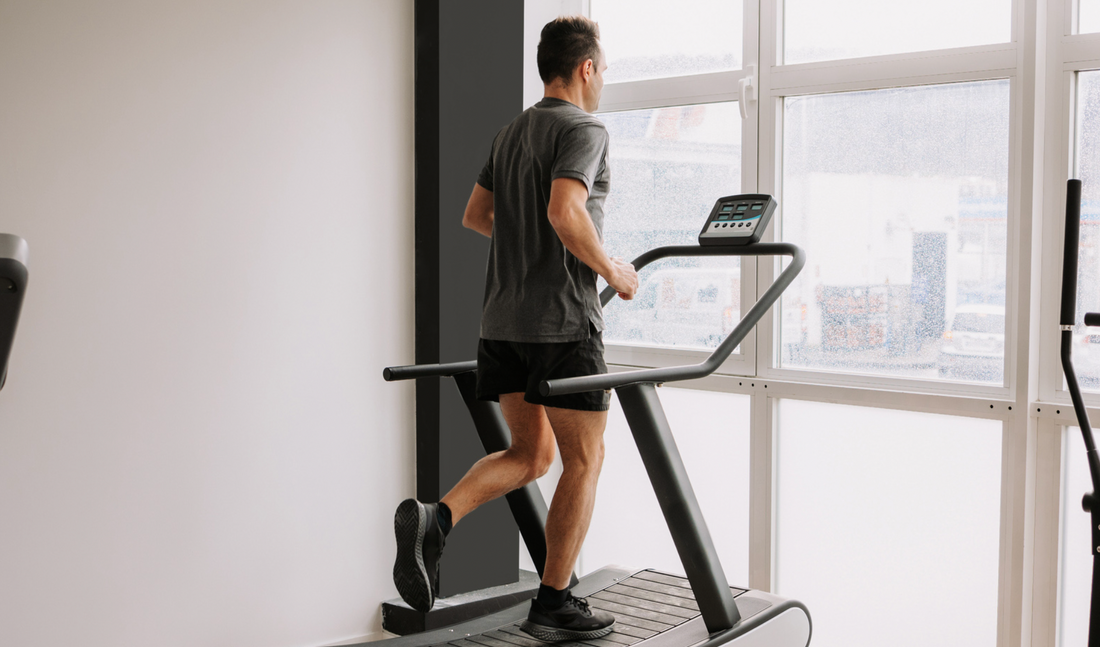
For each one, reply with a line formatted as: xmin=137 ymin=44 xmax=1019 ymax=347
xmin=543 ymin=85 xmax=585 ymax=111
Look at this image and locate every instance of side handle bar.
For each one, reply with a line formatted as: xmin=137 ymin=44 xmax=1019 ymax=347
xmin=542 ymin=242 xmax=806 ymax=396
xmin=383 ymin=360 xmax=478 ymax=381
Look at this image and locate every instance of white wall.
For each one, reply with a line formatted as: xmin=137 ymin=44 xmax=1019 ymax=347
xmin=0 ymin=2 xmax=414 ymax=646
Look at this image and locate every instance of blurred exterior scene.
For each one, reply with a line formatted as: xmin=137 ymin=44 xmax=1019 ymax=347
xmin=597 ymin=103 xmax=743 ymax=351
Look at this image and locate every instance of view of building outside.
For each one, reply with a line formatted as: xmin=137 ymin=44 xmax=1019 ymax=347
xmin=590 ymin=0 xmax=742 ymax=83
xmin=783 ymin=0 xmax=1010 ymax=64
xmin=1070 ymin=71 xmax=1100 ymax=391
xmin=780 ymin=80 xmax=1011 ymax=384
xmin=598 ymin=103 xmax=742 ymax=351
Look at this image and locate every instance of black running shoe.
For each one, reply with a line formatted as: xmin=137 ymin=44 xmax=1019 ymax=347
xmin=520 ymin=593 xmax=615 ymax=642
xmin=393 ymin=499 xmax=445 ymax=612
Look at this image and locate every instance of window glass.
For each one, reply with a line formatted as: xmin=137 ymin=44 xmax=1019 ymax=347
xmin=1082 ymin=0 xmax=1100 ymax=34
xmin=783 ymin=0 xmax=1011 ymax=65
xmin=1071 ymin=71 xmax=1100 ymax=392
xmin=598 ymin=103 xmax=742 ymax=351
xmin=780 ymin=81 xmax=1010 ymax=384
xmin=579 ymin=388 xmax=750 ymax=583
xmin=776 ymin=400 xmax=1002 ymax=647
xmin=1059 ymin=428 xmax=1093 ymax=647
xmin=591 ymin=0 xmax=743 ymax=83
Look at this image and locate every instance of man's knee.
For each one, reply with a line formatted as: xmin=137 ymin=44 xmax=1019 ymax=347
xmin=511 ymin=435 xmax=556 ymax=481
xmin=561 ymin=437 xmax=604 ymax=475
xmin=529 ymin=442 xmax=557 ymax=480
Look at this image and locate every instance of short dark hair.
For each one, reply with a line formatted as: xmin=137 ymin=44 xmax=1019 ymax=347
xmin=537 ymin=16 xmax=601 ymax=87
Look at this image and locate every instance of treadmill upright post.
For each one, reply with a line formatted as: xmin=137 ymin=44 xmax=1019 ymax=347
xmin=615 ymin=382 xmax=741 ymax=633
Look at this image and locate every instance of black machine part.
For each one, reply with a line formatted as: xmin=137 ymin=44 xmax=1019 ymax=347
xmin=0 ymin=233 xmax=29 ymax=392
xmin=1058 ymin=178 xmax=1100 ymax=647
xmin=386 ymin=209 xmax=807 ymax=637
xmin=697 ymin=194 xmax=777 ymax=247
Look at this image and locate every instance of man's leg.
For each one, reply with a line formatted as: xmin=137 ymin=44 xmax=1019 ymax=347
xmin=539 ymin=406 xmax=607 ymax=589
xmin=441 ymin=392 xmax=557 ymax=524
xmin=519 ymin=404 xmax=615 ymax=642
xmin=394 ymin=392 xmax=556 ymax=612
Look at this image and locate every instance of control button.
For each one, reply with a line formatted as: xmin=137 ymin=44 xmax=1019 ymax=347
xmin=752 ymin=204 xmax=763 ymax=210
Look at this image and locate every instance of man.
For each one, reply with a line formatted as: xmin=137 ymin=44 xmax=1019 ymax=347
xmin=393 ymin=15 xmax=638 ymax=642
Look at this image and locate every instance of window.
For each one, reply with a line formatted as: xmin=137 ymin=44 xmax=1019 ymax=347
xmin=780 ymin=81 xmax=1011 ymax=385
xmin=513 ymin=2 xmax=1096 ymax=645
xmin=782 ymin=0 xmax=1011 ymax=64
xmin=591 ymin=0 xmax=743 ymax=82
xmin=776 ymin=401 xmax=1002 ymax=647
xmin=599 ymin=103 xmax=742 ymax=351
xmin=1059 ymin=428 xmax=1093 ymax=647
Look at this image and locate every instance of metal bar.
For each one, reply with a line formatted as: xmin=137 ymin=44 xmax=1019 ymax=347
xmin=384 ymin=360 xmax=479 ymax=381
xmin=1059 ymin=178 xmax=1100 ymax=647
xmin=545 ymin=242 xmax=806 ymax=396
xmin=615 ymin=383 xmax=740 ymax=633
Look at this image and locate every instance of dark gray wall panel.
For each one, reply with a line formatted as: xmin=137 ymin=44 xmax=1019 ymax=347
xmin=417 ymin=0 xmax=526 ymax=597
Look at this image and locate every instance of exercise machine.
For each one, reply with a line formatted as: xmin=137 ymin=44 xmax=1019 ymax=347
xmin=0 ymin=233 xmax=29 ymax=392
xmin=376 ymin=195 xmax=811 ymax=647
xmin=1058 ymin=179 xmax=1100 ymax=647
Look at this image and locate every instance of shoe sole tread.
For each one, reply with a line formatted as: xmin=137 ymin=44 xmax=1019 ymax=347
xmin=393 ymin=499 xmax=433 ymax=612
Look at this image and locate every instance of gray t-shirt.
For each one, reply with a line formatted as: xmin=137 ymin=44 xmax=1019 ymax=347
xmin=476 ymin=97 xmax=611 ymax=343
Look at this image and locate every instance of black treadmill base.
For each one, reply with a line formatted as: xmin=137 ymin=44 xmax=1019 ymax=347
xmin=363 ymin=566 xmax=810 ymax=647
xmin=383 ymin=570 xmax=541 ymax=636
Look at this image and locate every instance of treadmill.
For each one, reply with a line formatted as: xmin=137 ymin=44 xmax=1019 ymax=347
xmin=0 ymin=233 xmax=29 ymax=392
xmin=378 ymin=196 xmax=811 ymax=647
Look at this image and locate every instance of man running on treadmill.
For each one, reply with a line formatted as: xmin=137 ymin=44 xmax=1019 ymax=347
xmin=393 ymin=15 xmax=638 ymax=643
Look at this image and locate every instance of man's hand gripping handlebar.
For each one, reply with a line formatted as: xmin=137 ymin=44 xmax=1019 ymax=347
xmin=606 ymin=256 xmax=638 ymax=300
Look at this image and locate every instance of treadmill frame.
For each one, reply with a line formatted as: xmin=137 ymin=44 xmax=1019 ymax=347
xmin=386 ymin=241 xmax=806 ymax=635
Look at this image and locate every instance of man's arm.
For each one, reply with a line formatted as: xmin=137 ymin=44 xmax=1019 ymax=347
xmin=462 ymin=183 xmax=494 ymax=238
xmin=547 ymin=177 xmax=638 ymax=299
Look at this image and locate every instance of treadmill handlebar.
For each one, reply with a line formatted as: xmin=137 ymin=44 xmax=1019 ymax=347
xmin=544 ymin=242 xmax=806 ymax=396
xmin=1086 ymin=312 xmax=1100 ymax=327
xmin=383 ymin=360 xmax=478 ymax=381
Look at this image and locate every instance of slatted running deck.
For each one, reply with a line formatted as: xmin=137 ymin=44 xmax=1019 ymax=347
xmin=417 ymin=571 xmax=745 ymax=647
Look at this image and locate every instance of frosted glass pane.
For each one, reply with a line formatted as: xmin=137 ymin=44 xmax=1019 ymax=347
xmin=592 ymin=0 xmax=742 ymax=83
xmin=1060 ymin=428 xmax=1094 ymax=647
xmin=1070 ymin=72 xmax=1100 ymax=392
xmin=783 ymin=0 xmax=1011 ymax=65
xmin=579 ymin=388 xmax=750 ymax=584
xmin=776 ymin=401 xmax=1002 ymax=647
xmin=1082 ymin=1 xmax=1100 ymax=34
xmin=780 ymin=81 xmax=1010 ymax=384
xmin=598 ymin=103 xmax=741 ymax=351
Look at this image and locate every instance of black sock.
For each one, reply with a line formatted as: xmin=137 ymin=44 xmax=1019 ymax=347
xmin=436 ymin=502 xmax=453 ymax=536
xmin=536 ymin=583 xmax=569 ymax=610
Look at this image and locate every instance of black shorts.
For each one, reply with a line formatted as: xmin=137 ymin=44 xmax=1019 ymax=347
xmin=476 ymin=324 xmax=610 ymax=412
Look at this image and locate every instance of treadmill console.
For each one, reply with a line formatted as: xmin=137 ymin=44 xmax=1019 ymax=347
xmin=698 ymin=194 xmax=777 ymax=246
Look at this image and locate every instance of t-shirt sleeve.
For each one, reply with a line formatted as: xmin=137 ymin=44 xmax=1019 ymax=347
xmin=476 ymin=149 xmax=494 ymax=191
xmin=551 ymin=123 xmax=609 ymax=193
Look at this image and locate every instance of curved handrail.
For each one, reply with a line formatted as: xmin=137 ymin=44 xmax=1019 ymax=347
xmin=541 ymin=242 xmax=805 ymax=396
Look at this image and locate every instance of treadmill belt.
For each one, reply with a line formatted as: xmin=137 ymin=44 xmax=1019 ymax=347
xmin=429 ymin=571 xmax=725 ymax=647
